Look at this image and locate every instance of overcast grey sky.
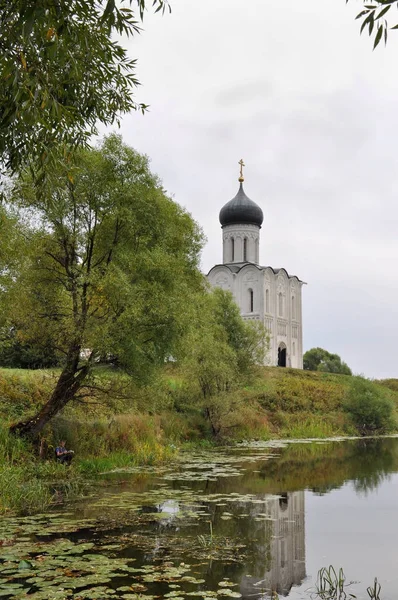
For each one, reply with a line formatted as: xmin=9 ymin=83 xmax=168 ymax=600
xmin=105 ymin=0 xmax=398 ymax=378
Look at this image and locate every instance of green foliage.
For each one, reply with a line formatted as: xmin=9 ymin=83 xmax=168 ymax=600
xmin=0 ymin=327 xmax=60 ymax=369
xmin=180 ymin=288 xmax=267 ymax=398
xmin=3 ymin=134 xmax=204 ymax=436
xmin=0 ymin=423 xmax=83 ymax=515
xmin=0 ymin=368 xmax=57 ymax=421
xmin=178 ymin=288 xmax=268 ymax=436
xmin=211 ymin=288 xmax=267 ymax=373
xmin=0 ymin=0 xmax=170 ymax=177
xmin=0 ymin=424 xmax=28 ymax=465
xmin=50 ymin=413 xmax=176 ymax=461
xmin=347 ymin=0 xmax=398 ymax=49
xmin=255 ymin=367 xmax=351 ymax=414
xmin=278 ymin=414 xmax=345 ymax=439
xmin=344 ymin=377 xmax=395 ymax=435
xmin=0 ymin=466 xmax=53 ymax=515
xmin=304 ymin=347 xmax=352 ymax=376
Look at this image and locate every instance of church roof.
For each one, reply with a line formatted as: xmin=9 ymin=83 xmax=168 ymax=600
xmin=219 ymin=182 xmax=264 ymax=228
xmin=207 ymin=262 xmax=305 ymax=283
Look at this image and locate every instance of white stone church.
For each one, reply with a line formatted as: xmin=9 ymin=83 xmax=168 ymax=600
xmin=207 ymin=164 xmax=304 ymax=368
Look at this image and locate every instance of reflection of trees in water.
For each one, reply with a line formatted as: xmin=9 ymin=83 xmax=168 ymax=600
xmin=256 ymin=438 xmax=398 ymax=496
xmin=351 ymin=439 xmax=393 ymax=495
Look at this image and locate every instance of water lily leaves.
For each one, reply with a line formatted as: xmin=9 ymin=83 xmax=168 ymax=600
xmin=0 ymin=444 xmax=311 ymax=599
xmin=75 ymin=586 xmax=115 ymax=598
xmin=216 ymin=590 xmax=242 ymax=598
xmin=218 ymin=581 xmax=238 ymax=588
xmin=18 ymin=558 xmax=33 ymax=569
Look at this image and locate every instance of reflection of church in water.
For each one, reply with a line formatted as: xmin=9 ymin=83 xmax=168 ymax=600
xmin=207 ymin=161 xmax=305 ymax=368
xmin=240 ymin=491 xmax=306 ymax=598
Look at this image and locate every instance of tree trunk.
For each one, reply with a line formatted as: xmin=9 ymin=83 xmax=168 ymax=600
xmin=10 ymin=346 xmax=89 ymax=439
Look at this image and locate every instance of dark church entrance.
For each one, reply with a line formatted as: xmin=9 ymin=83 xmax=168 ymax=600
xmin=278 ymin=345 xmax=287 ymax=367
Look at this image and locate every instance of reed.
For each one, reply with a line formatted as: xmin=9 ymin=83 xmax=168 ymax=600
xmin=314 ymin=566 xmax=382 ymax=600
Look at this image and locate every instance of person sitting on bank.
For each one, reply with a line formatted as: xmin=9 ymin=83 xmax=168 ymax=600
xmin=55 ymin=440 xmax=74 ymax=465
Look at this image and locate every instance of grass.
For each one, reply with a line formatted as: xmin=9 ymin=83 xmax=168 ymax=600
xmin=0 ymin=466 xmax=53 ymax=515
xmin=278 ymin=413 xmax=349 ymax=439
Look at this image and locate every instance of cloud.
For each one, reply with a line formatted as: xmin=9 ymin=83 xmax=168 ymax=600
xmin=111 ymin=0 xmax=398 ymax=378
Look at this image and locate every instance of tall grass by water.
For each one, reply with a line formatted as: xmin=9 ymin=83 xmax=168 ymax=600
xmin=0 ymin=424 xmax=84 ymax=515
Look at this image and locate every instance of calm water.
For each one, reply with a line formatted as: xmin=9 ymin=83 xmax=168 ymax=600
xmin=2 ymin=437 xmax=398 ymax=599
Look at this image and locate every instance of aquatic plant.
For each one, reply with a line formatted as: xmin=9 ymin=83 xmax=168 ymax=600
xmin=315 ymin=566 xmax=350 ymax=599
xmin=367 ymin=578 xmax=382 ymax=600
xmin=313 ymin=566 xmax=382 ymax=600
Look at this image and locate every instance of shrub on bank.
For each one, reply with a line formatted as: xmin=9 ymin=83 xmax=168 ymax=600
xmin=344 ymin=377 xmax=395 ymax=435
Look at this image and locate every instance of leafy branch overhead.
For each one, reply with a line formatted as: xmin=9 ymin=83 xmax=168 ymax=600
xmin=0 ymin=0 xmax=170 ymax=176
xmin=348 ymin=0 xmax=398 ymax=48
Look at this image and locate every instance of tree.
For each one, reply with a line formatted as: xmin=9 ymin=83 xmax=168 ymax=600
xmin=303 ymin=347 xmax=352 ymax=376
xmin=179 ymin=288 xmax=268 ymax=436
xmin=0 ymin=0 xmax=169 ymax=179
xmin=344 ymin=377 xmax=395 ymax=434
xmin=211 ymin=288 xmax=267 ymax=374
xmin=3 ymin=134 xmax=204 ymax=438
xmin=0 ymin=327 xmax=60 ymax=369
xmin=348 ymin=0 xmax=398 ymax=49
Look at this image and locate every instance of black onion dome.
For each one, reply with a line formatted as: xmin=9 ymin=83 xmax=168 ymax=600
xmin=219 ymin=183 xmax=264 ymax=228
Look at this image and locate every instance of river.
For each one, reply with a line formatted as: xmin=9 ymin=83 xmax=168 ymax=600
xmin=1 ymin=437 xmax=398 ymax=599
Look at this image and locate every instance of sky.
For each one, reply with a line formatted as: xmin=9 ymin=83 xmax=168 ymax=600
xmin=102 ymin=0 xmax=398 ymax=379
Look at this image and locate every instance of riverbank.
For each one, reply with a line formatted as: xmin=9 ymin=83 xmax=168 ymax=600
xmin=1 ymin=365 xmax=398 ymax=514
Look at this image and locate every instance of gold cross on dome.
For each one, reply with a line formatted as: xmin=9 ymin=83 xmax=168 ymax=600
xmin=238 ymin=159 xmax=245 ymax=182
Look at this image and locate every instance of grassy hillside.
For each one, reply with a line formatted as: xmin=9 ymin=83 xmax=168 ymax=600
xmin=1 ymin=365 xmax=398 ymax=444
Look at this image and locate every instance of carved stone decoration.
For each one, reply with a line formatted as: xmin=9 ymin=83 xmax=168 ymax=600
xmin=244 ymin=271 xmax=258 ymax=283
xmin=216 ymin=275 xmax=229 ymax=289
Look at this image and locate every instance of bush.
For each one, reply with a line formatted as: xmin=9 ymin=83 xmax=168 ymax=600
xmin=343 ymin=377 xmax=395 ymax=435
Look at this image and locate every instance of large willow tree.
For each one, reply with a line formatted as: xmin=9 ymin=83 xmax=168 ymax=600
xmin=0 ymin=0 xmax=170 ymax=178
xmin=4 ymin=135 xmax=203 ymax=438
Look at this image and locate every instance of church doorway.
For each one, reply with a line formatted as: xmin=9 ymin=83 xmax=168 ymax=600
xmin=278 ymin=344 xmax=287 ymax=367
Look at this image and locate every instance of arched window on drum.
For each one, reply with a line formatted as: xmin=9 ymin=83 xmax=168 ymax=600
xmin=243 ymin=237 xmax=248 ymax=262
xmin=278 ymin=292 xmax=283 ymax=317
xmin=248 ymin=288 xmax=254 ymax=313
xmin=265 ymin=288 xmax=270 ymax=313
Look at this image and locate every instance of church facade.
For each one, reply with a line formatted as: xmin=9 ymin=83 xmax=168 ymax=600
xmin=207 ymin=165 xmax=304 ymax=368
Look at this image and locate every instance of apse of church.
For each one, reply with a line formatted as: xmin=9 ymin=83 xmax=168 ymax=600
xmin=207 ymin=161 xmax=304 ymax=369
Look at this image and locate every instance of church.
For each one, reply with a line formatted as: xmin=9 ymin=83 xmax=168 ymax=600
xmin=207 ymin=161 xmax=305 ymax=369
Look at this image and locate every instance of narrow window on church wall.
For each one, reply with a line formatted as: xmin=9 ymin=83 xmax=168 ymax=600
xmin=243 ymin=238 xmax=247 ymax=262
xmin=292 ymin=296 xmax=296 ymax=320
xmin=278 ymin=292 xmax=283 ymax=317
xmin=249 ymin=288 xmax=254 ymax=312
xmin=293 ymin=342 xmax=296 ymax=356
xmin=231 ymin=237 xmax=235 ymax=261
xmin=265 ymin=289 xmax=270 ymax=313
